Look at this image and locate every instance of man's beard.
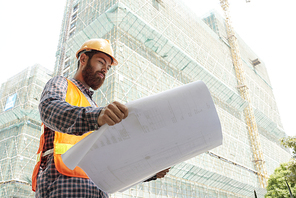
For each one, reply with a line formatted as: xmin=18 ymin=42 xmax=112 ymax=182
xmin=82 ymin=60 xmax=105 ymax=90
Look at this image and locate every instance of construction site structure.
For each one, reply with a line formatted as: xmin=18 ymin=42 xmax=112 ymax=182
xmin=219 ymin=0 xmax=268 ymax=187
xmin=55 ymin=0 xmax=290 ymax=198
xmin=53 ymin=0 xmax=291 ymax=197
xmin=0 ymin=65 xmax=52 ymax=197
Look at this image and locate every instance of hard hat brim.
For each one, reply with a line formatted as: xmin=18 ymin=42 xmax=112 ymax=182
xmin=76 ymin=50 xmax=118 ymax=66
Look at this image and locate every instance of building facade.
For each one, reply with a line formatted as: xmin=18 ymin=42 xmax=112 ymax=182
xmin=0 ymin=65 xmax=52 ymax=197
xmin=52 ymin=0 xmax=291 ymax=197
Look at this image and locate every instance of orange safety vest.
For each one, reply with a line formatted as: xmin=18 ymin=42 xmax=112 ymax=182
xmin=32 ymin=79 xmax=94 ymax=191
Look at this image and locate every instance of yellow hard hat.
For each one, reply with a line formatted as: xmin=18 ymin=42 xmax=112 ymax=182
xmin=76 ymin=38 xmax=118 ymax=66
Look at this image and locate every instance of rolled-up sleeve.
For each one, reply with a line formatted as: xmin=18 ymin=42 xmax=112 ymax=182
xmin=39 ymin=76 xmax=102 ymax=135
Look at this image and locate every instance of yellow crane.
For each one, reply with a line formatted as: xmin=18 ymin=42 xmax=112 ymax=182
xmin=219 ymin=0 xmax=268 ymax=188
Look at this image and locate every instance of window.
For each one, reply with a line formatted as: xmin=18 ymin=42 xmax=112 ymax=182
xmin=63 ymin=70 xmax=69 ymax=78
xmin=152 ymin=0 xmax=159 ymax=10
xmin=73 ymin=4 xmax=78 ymax=13
xmin=72 ymin=13 xmax=77 ymax=21
xmin=65 ymin=51 xmax=70 ymax=60
xmin=70 ymin=21 xmax=76 ymax=30
xmin=64 ymin=60 xmax=70 ymax=69
xmin=69 ymin=30 xmax=75 ymax=38
xmin=252 ymin=58 xmax=261 ymax=67
xmin=152 ymin=0 xmax=164 ymax=10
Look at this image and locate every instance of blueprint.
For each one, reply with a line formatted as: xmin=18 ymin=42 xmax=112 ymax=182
xmin=61 ymin=80 xmax=222 ymax=193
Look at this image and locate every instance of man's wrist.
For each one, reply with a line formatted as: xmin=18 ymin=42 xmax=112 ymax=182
xmin=86 ymin=107 xmax=103 ymax=130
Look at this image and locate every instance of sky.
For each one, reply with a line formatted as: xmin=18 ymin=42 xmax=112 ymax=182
xmin=0 ymin=0 xmax=295 ymax=136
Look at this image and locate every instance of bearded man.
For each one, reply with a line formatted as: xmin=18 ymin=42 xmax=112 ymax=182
xmin=32 ymin=39 xmax=169 ymax=198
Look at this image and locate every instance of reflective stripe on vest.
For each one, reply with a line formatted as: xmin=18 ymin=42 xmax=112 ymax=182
xmin=32 ymin=78 xmax=95 ymax=192
xmin=36 ymin=143 xmax=73 ymax=163
xmin=36 ymin=153 xmax=41 ymax=163
xmin=55 ymin=143 xmax=73 ymax=154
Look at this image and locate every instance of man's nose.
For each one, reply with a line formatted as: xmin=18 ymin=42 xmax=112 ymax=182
xmin=101 ymin=67 xmax=107 ymax=74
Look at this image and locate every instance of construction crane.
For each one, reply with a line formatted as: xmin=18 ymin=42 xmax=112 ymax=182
xmin=219 ymin=0 xmax=268 ymax=188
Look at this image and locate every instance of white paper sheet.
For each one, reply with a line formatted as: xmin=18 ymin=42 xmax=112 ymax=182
xmin=62 ymin=80 xmax=222 ymax=193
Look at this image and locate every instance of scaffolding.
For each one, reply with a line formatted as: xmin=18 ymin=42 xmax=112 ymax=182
xmin=51 ymin=0 xmax=291 ymax=197
xmin=0 ymin=65 xmax=52 ymax=197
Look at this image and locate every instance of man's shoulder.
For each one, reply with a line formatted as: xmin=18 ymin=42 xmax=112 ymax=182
xmin=42 ymin=76 xmax=69 ymax=92
xmin=49 ymin=75 xmax=67 ymax=82
xmin=47 ymin=76 xmax=68 ymax=85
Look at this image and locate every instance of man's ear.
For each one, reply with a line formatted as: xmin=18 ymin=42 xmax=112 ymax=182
xmin=79 ymin=53 xmax=88 ymax=67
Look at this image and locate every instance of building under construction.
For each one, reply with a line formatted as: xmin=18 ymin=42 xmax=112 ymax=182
xmin=53 ymin=0 xmax=291 ymax=197
xmin=0 ymin=0 xmax=289 ymax=197
xmin=0 ymin=65 xmax=52 ymax=197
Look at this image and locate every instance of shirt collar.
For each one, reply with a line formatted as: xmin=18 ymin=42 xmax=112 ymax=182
xmin=69 ymin=78 xmax=94 ymax=98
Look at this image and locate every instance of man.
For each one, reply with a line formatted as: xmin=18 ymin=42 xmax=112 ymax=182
xmin=32 ymin=39 xmax=169 ymax=197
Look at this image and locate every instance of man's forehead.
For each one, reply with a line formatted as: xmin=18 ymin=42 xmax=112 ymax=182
xmin=93 ymin=52 xmax=112 ymax=63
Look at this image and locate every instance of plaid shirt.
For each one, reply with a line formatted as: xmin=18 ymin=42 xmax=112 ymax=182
xmin=35 ymin=76 xmax=108 ymax=198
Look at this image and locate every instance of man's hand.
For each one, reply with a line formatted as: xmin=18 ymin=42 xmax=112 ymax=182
xmin=156 ymin=168 xmax=170 ymax=179
xmin=97 ymin=101 xmax=128 ymax=126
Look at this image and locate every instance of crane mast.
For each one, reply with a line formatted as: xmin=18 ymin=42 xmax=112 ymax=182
xmin=219 ymin=0 xmax=268 ymax=188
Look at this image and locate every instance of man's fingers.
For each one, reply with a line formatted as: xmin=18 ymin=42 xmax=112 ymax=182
xmin=105 ymin=107 xmax=122 ymax=123
xmin=107 ymin=103 xmax=125 ymax=120
xmin=97 ymin=101 xmax=129 ymax=126
xmin=113 ymin=101 xmax=129 ymax=119
xmin=97 ymin=107 xmax=118 ymax=126
xmin=104 ymin=116 xmax=116 ymax=126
